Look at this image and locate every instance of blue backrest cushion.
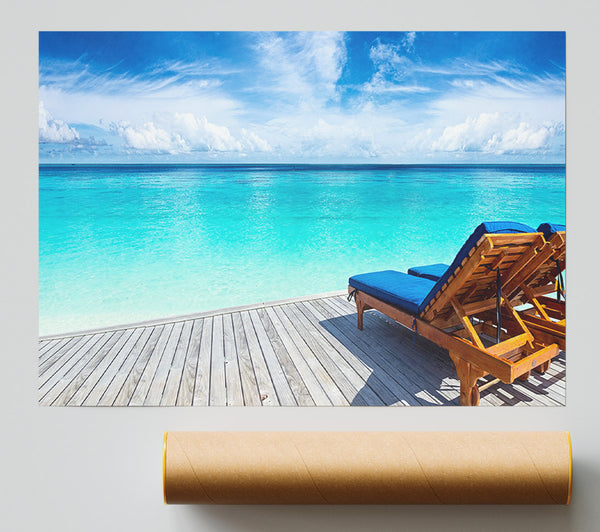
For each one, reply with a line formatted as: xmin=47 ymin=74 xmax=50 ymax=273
xmin=537 ymin=223 xmax=566 ymax=239
xmin=417 ymin=221 xmax=536 ymax=315
xmin=407 ymin=263 xmax=449 ymax=282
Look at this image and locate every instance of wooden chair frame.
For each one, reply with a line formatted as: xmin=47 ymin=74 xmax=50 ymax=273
xmin=508 ymin=231 xmax=566 ymax=349
xmin=350 ymin=232 xmax=560 ymax=406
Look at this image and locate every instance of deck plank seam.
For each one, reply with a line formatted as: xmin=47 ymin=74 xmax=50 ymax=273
xmin=272 ymin=303 xmax=349 ymax=406
xmin=70 ymin=328 xmax=138 ymax=406
xmin=51 ymin=330 xmax=123 ymax=406
xmin=322 ymin=297 xmax=452 ymax=405
xmin=268 ymin=304 xmax=341 ymax=406
xmin=41 ymin=332 xmax=115 ymax=406
xmin=280 ymin=302 xmax=369 ymax=406
xmin=304 ymin=298 xmax=420 ymax=406
xmin=101 ymin=326 xmax=155 ymax=406
xmin=296 ymin=299 xmax=401 ymax=406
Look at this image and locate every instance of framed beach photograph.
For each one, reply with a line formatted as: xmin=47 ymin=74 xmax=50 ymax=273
xmin=38 ymin=31 xmax=566 ymax=408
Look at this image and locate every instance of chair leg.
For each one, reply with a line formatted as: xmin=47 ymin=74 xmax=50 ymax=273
xmin=518 ymin=370 xmax=531 ymax=381
xmin=356 ymin=297 xmax=371 ymax=330
xmin=450 ymin=352 xmax=483 ymax=406
xmin=356 ymin=299 xmax=364 ymax=330
xmin=534 ymin=360 xmax=551 ymax=374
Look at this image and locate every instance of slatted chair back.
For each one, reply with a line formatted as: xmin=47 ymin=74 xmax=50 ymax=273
xmin=419 ymin=232 xmax=552 ymax=328
xmin=506 ymin=230 xmax=566 ymax=304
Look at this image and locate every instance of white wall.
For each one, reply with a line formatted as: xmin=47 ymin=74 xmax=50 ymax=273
xmin=2 ymin=1 xmax=598 ymax=530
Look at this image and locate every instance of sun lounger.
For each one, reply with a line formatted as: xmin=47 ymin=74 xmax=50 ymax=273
xmin=348 ymin=222 xmax=560 ymax=406
xmin=407 ymin=223 xmax=566 ymax=350
xmin=506 ymin=223 xmax=566 ymax=349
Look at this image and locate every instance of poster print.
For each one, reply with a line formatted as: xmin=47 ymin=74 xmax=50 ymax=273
xmin=38 ymin=32 xmax=565 ymax=406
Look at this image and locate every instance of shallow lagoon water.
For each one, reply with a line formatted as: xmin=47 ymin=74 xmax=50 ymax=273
xmin=39 ymin=164 xmax=565 ymax=335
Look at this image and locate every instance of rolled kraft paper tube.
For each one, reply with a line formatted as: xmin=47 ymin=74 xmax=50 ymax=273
xmin=163 ymin=431 xmax=572 ymax=505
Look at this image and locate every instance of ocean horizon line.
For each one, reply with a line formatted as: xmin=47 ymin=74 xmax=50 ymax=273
xmin=39 ymin=162 xmax=566 ymax=168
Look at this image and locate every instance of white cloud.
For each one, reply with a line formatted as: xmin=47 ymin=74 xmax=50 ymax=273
xmin=240 ymin=128 xmax=272 ymax=152
xmin=39 ymin=56 xmax=242 ymax=130
xmin=298 ymin=118 xmax=377 ymax=158
xmin=40 ymin=57 xmax=225 ymax=97
xmin=369 ymin=41 xmax=410 ymax=74
xmin=172 ymin=113 xmax=241 ymax=152
xmin=363 ymin=41 xmax=430 ymax=95
xmin=496 ymin=122 xmax=561 ymax=153
xmin=113 ymin=113 xmax=271 ymax=155
xmin=403 ymin=32 xmax=416 ymax=52
xmin=39 ymin=101 xmax=80 ymax=143
xmin=260 ymin=113 xmax=398 ymax=160
xmin=254 ymin=32 xmax=347 ymax=107
xmin=432 ymin=113 xmax=562 ymax=154
xmin=113 ymin=122 xmax=187 ymax=154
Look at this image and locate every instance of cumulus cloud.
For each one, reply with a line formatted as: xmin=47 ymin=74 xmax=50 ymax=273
xmin=171 ymin=113 xmax=241 ymax=151
xmin=113 ymin=122 xmax=187 ymax=154
xmin=39 ymin=101 xmax=80 ymax=143
xmin=432 ymin=113 xmax=562 ymax=154
xmin=113 ymin=113 xmax=271 ymax=155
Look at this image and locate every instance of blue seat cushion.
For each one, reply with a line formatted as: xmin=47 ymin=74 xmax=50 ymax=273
xmin=407 ymin=263 xmax=449 ymax=282
xmin=349 ymin=270 xmax=436 ymax=314
xmin=417 ymin=221 xmax=536 ymax=314
xmin=537 ymin=223 xmax=565 ymax=239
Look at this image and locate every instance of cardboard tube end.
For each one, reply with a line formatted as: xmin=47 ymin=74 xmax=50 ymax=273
xmin=162 ymin=431 xmax=168 ymax=505
xmin=567 ymin=431 xmax=573 ymax=505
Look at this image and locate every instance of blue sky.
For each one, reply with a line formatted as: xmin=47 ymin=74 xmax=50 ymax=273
xmin=39 ymin=31 xmax=565 ymax=163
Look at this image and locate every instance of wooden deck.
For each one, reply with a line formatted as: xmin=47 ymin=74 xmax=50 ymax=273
xmin=38 ymin=292 xmax=566 ymax=407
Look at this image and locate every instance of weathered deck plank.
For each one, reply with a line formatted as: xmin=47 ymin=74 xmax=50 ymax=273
xmin=298 ymin=300 xmax=404 ymax=406
xmin=209 ymin=315 xmax=227 ymax=406
xmin=96 ymin=326 xmax=153 ymax=406
xmin=176 ymin=319 xmax=203 ymax=406
xmin=129 ymin=323 xmax=174 ymax=406
xmin=193 ymin=317 xmax=213 ymax=406
xmin=38 ymin=293 xmax=566 ymax=407
xmin=39 ymin=332 xmax=113 ymax=404
xmin=223 ymin=313 xmax=244 ymax=406
xmin=82 ymin=327 xmax=146 ymax=406
xmin=281 ymin=303 xmax=379 ymax=406
xmin=39 ymin=337 xmax=70 ymax=363
xmin=319 ymin=298 xmax=449 ymax=405
xmin=231 ymin=312 xmax=261 ymax=406
xmin=113 ymin=325 xmax=165 ymax=406
xmin=145 ymin=322 xmax=184 ymax=405
xmin=66 ymin=329 xmax=137 ymax=406
xmin=52 ymin=330 xmax=127 ymax=407
xmin=270 ymin=305 xmax=347 ymax=406
xmin=161 ymin=320 xmax=194 ymax=406
xmin=39 ymin=334 xmax=93 ymax=382
xmin=240 ymin=311 xmax=279 ymax=406
xmin=256 ymin=307 xmax=314 ymax=406
xmin=263 ymin=306 xmax=328 ymax=406
xmin=303 ymin=299 xmax=422 ymax=406
xmin=249 ymin=309 xmax=297 ymax=406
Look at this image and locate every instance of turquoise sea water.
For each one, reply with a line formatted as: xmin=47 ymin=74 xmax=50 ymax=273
xmin=39 ymin=164 xmax=565 ymax=335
